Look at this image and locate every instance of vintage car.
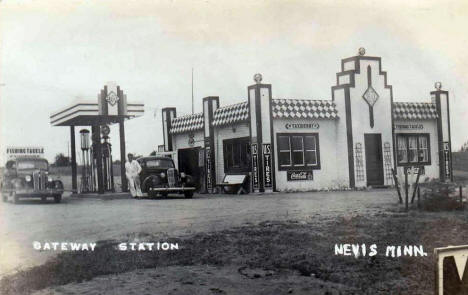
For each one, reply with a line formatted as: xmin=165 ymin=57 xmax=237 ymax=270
xmin=1 ymin=157 xmax=64 ymax=203
xmin=137 ymin=156 xmax=196 ymax=198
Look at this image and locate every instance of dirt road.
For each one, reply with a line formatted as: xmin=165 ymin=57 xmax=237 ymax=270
xmin=0 ymin=189 xmax=395 ymax=277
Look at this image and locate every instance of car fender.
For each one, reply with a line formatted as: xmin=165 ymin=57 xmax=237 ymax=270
xmin=142 ymin=175 xmax=161 ymax=192
xmin=54 ymin=180 xmax=64 ymax=190
xmin=182 ymin=174 xmax=195 ymax=187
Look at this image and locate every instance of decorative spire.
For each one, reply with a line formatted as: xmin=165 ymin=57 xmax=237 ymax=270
xmin=253 ymin=73 xmax=263 ymax=84
xmin=358 ymin=47 xmax=366 ymax=56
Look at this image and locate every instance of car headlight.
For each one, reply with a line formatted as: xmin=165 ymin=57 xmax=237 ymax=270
xmin=25 ymin=175 xmax=32 ymax=182
xmin=180 ymin=172 xmax=186 ymax=178
xmin=160 ymin=172 xmax=166 ymax=178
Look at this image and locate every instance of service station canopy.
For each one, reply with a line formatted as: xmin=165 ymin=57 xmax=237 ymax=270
xmin=48 ymin=82 xmax=144 ymax=194
xmin=49 ymin=82 xmax=144 ymax=126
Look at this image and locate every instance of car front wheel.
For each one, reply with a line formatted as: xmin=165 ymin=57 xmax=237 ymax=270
xmin=12 ymin=193 xmax=19 ymax=204
xmin=54 ymin=194 xmax=62 ymax=203
xmin=148 ymin=191 xmax=158 ymax=199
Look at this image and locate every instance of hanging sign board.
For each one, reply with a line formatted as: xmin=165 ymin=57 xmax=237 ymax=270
xmin=251 ymin=143 xmax=259 ymax=189
xmin=263 ymin=144 xmax=272 ymax=188
xmin=403 ymin=166 xmax=425 ymax=176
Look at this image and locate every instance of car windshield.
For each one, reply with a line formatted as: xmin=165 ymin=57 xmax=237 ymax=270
xmin=145 ymin=159 xmax=174 ymax=168
xmin=16 ymin=160 xmax=48 ymax=170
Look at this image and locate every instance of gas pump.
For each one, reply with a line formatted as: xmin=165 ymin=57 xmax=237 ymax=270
xmin=89 ymin=124 xmax=115 ymax=193
xmin=79 ymin=129 xmax=93 ymax=193
xmin=101 ymin=125 xmax=114 ymax=192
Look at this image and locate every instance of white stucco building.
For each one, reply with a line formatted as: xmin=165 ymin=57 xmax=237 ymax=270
xmin=160 ymin=49 xmax=453 ymax=193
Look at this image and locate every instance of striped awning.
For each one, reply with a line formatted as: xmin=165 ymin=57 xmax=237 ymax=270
xmin=166 ymin=100 xmax=440 ymax=134
xmin=213 ymin=102 xmax=249 ymax=127
xmin=170 ymin=112 xmax=204 ymax=134
xmin=212 ymin=99 xmax=340 ymax=126
xmin=169 ymin=98 xmax=341 ymax=133
xmin=393 ymin=102 xmax=438 ymax=120
xmin=272 ymin=99 xmax=339 ymax=119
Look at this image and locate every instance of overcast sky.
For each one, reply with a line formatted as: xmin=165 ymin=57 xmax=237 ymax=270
xmin=1 ymin=0 xmax=467 ymax=163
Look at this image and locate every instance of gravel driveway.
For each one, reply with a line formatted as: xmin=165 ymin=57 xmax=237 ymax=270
xmin=0 ymin=189 xmax=397 ymax=277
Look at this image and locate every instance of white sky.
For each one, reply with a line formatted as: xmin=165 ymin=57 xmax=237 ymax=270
xmin=1 ymin=0 xmax=467 ymax=163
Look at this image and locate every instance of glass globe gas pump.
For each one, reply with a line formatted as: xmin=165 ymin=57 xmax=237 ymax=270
xmin=89 ymin=124 xmax=114 ymax=193
xmin=101 ymin=125 xmax=114 ymax=192
xmin=79 ymin=129 xmax=93 ymax=192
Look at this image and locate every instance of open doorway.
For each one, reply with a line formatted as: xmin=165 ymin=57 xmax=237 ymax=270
xmin=178 ymin=147 xmax=202 ymax=191
xmin=364 ymin=133 xmax=384 ymax=186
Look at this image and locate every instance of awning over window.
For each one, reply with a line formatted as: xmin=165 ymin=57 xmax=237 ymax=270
xmin=393 ymin=102 xmax=438 ymax=120
xmin=170 ymin=112 xmax=204 ymax=134
xmin=272 ymin=99 xmax=339 ymax=119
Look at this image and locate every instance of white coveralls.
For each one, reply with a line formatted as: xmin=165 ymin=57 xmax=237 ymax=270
xmin=125 ymin=160 xmax=143 ymax=197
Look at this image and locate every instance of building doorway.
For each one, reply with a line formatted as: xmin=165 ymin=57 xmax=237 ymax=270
xmin=364 ymin=133 xmax=384 ymax=186
xmin=178 ymin=147 xmax=202 ymax=191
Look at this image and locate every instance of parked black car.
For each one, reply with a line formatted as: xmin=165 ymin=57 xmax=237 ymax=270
xmin=1 ymin=157 xmax=64 ymax=203
xmin=137 ymin=156 xmax=196 ymax=198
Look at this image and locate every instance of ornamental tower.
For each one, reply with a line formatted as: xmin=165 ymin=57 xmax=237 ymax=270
xmin=248 ymin=74 xmax=275 ymax=192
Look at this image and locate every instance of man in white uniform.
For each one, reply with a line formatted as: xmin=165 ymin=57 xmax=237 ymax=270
xmin=125 ymin=153 xmax=143 ymax=198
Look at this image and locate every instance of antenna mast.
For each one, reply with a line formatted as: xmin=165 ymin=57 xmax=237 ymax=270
xmin=191 ymin=67 xmax=194 ymax=114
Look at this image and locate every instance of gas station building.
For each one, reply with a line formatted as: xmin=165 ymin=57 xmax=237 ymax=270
xmin=161 ymin=49 xmax=453 ymax=193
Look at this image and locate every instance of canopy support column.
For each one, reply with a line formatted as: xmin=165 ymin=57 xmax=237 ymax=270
xmin=70 ymin=126 xmax=77 ymax=193
xmin=92 ymin=125 xmax=104 ymax=194
xmin=119 ymin=118 xmax=128 ymax=192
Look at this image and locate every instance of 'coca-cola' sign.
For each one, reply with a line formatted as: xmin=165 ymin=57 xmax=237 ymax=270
xmin=287 ymin=170 xmax=313 ymax=181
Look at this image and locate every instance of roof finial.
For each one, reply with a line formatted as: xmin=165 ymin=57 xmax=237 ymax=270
xmin=253 ymin=73 xmax=263 ymax=84
xmin=435 ymin=81 xmax=442 ymax=90
xmin=358 ymin=47 xmax=366 ymax=56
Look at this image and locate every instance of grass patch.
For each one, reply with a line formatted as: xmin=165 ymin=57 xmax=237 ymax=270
xmin=1 ymin=211 xmax=468 ymax=294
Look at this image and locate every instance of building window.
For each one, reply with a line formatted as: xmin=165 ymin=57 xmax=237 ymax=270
xmin=396 ymin=134 xmax=431 ymax=166
xmin=223 ymin=137 xmax=251 ymax=173
xmin=291 ymin=136 xmax=304 ymax=166
xmin=278 ymin=136 xmax=291 ymax=166
xmin=277 ymin=133 xmax=320 ymax=170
